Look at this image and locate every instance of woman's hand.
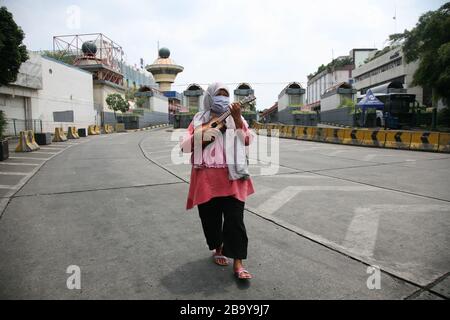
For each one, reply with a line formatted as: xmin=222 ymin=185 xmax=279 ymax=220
xmin=230 ymin=102 xmax=243 ymax=129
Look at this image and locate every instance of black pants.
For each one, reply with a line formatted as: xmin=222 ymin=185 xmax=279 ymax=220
xmin=198 ymin=196 xmax=248 ymax=259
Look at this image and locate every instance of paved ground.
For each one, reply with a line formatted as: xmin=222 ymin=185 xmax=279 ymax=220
xmin=0 ymin=127 xmax=449 ymax=299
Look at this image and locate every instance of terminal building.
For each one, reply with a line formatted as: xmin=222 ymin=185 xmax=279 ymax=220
xmin=352 ymin=46 xmax=432 ymax=107
xmin=306 ymin=48 xmax=376 ymax=111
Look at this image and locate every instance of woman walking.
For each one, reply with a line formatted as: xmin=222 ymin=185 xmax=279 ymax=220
xmin=180 ymin=82 xmax=255 ymax=280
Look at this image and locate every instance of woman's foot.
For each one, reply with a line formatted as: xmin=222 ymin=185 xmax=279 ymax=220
xmin=233 ymin=259 xmax=252 ymax=279
xmin=213 ymin=246 xmax=229 ymax=266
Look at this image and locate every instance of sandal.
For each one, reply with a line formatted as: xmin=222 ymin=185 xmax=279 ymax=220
xmin=234 ymin=267 xmax=252 ymax=280
xmin=213 ymin=252 xmax=229 ymax=266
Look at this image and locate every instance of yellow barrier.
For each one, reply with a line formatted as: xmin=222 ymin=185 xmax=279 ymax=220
xmin=342 ymin=129 xmax=364 ymax=145
xmin=438 ymin=133 xmax=450 ymax=152
xmin=53 ymin=127 xmax=68 ymax=142
xmin=410 ymin=131 xmax=439 ymax=151
xmin=312 ymin=127 xmax=326 ymax=142
xmin=385 ymin=131 xmax=412 ymax=149
xmin=88 ymin=125 xmax=97 ymax=135
xmin=361 ymin=130 xmax=387 ymax=147
xmin=267 ymin=124 xmax=280 ymax=137
xmin=115 ymin=123 xmax=126 ymax=132
xmin=95 ymin=125 xmax=101 ymax=134
xmin=15 ymin=130 xmax=39 ymax=152
xmin=325 ymin=128 xmax=345 ymax=144
xmin=280 ymin=125 xmax=294 ymax=138
xmin=67 ymin=126 xmax=80 ymax=139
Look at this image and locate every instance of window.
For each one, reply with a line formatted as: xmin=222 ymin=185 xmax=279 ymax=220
xmin=289 ymin=94 xmax=301 ymax=105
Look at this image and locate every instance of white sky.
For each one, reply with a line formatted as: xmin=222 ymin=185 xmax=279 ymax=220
xmin=2 ymin=0 xmax=446 ymax=110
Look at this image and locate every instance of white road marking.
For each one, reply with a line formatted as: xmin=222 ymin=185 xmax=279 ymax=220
xmin=343 ymin=207 xmax=381 ymax=257
xmin=0 ymin=172 xmax=29 ymax=176
xmin=8 ymin=156 xmax=47 ymax=161
xmin=0 ymin=162 xmax=39 ymax=166
xmin=252 ymin=185 xmax=380 ymax=217
xmin=28 ymin=151 xmax=60 ymax=155
xmin=0 ymin=185 xmax=17 ymax=189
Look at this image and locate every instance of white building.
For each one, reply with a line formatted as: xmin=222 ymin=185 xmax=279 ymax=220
xmin=306 ymin=49 xmax=376 ymax=107
xmin=352 ymin=46 xmax=431 ymax=107
xmin=182 ymin=84 xmax=204 ymax=112
xmin=0 ymin=52 xmax=97 ymax=135
xmin=277 ymin=82 xmax=306 ymax=111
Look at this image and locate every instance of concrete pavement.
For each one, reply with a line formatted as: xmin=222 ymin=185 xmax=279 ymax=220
xmin=0 ymin=127 xmax=448 ymax=299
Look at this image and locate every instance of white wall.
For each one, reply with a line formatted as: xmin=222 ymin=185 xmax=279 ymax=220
xmin=150 ymin=95 xmax=169 ymax=113
xmin=33 ymin=56 xmax=97 ymax=132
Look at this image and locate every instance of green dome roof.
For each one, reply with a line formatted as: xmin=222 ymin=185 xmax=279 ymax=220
xmin=159 ymin=47 xmax=170 ymax=59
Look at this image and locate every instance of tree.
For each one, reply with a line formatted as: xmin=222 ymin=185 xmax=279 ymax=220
xmin=0 ymin=6 xmax=29 ymax=86
xmin=391 ymin=3 xmax=450 ymax=106
xmin=106 ymin=93 xmax=129 ymax=120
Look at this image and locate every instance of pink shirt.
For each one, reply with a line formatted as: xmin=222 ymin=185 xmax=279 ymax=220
xmin=181 ymin=119 xmax=255 ymax=210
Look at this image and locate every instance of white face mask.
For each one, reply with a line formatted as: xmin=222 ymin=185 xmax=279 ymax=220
xmin=211 ymin=96 xmax=230 ymax=114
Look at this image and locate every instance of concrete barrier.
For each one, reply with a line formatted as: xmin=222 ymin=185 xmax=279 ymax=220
xmin=385 ymin=131 xmax=412 ymax=150
xmin=53 ymin=127 xmax=68 ymax=142
xmin=15 ymin=130 xmax=40 ymax=152
xmin=342 ymin=129 xmax=364 ymax=145
xmin=88 ymin=125 xmax=97 ymax=135
xmin=312 ymin=127 xmax=327 ymax=142
xmin=280 ymin=125 xmax=294 ymax=138
xmin=438 ymin=133 xmax=450 ymax=152
xmin=67 ymin=126 xmax=80 ymax=139
xmin=410 ymin=131 xmax=439 ymax=151
xmin=325 ymin=128 xmax=345 ymax=144
xmin=361 ymin=130 xmax=387 ymax=147
xmin=95 ymin=125 xmax=101 ymax=134
xmin=115 ymin=123 xmax=126 ymax=132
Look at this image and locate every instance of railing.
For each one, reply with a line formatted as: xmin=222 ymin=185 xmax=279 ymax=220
xmin=5 ymin=119 xmax=43 ymax=137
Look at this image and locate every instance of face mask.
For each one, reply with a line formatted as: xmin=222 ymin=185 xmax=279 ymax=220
xmin=211 ymin=95 xmax=230 ymax=114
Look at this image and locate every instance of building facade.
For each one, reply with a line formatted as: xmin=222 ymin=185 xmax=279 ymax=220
xmin=306 ymin=48 xmax=376 ymax=107
xmin=352 ymin=46 xmax=431 ymax=107
xmin=0 ymin=52 xmax=97 ymax=135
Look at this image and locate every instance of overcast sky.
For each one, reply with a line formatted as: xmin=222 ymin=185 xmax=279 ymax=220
xmin=2 ymin=0 xmax=446 ymax=110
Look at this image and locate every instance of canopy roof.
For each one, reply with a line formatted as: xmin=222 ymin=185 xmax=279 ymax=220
xmin=357 ymin=89 xmax=384 ymax=109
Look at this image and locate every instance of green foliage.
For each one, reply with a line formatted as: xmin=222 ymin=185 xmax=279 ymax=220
xmin=309 ymin=57 xmax=354 ymax=79
xmin=364 ymin=45 xmax=400 ymax=63
xmin=42 ymin=50 xmax=76 ymax=65
xmin=125 ymin=87 xmax=137 ymax=101
xmin=135 ymin=96 xmax=147 ymax=108
xmin=0 ymin=110 xmax=7 ymax=139
xmin=0 ymin=6 xmax=29 ymax=86
xmin=392 ymin=3 xmax=450 ymax=105
xmin=338 ymin=97 xmax=356 ymax=109
xmin=106 ymin=93 xmax=129 ymax=118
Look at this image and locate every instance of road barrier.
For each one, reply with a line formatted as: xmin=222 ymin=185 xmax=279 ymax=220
xmin=115 ymin=123 xmax=126 ymax=132
xmin=15 ymin=130 xmax=40 ymax=152
xmin=294 ymin=126 xmax=315 ymax=140
xmin=438 ymin=133 xmax=450 ymax=152
xmin=103 ymin=124 xmax=114 ymax=134
xmin=342 ymin=129 xmax=364 ymax=145
xmin=280 ymin=125 xmax=294 ymax=138
xmin=385 ymin=131 xmax=412 ymax=150
xmin=410 ymin=131 xmax=440 ymax=151
xmin=95 ymin=125 xmax=101 ymax=134
xmin=88 ymin=125 xmax=98 ymax=135
xmin=361 ymin=130 xmax=386 ymax=147
xmin=252 ymin=122 xmax=450 ymax=153
xmin=67 ymin=126 xmax=80 ymax=139
xmin=325 ymin=128 xmax=345 ymax=144
xmin=53 ymin=127 xmax=68 ymax=142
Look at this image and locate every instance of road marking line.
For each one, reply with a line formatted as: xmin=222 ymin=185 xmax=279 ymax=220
xmin=8 ymin=156 xmax=47 ymax=161
xmin=0 ymin=185 xmax=17 ymax=189
xmin=0 ymin=172 xmax=29 ymax=176
xmin=343 ymin=207 xmax=381 ymax=258
xmin=29 ymin=151 xmax=61 ymax=155
xmin=252 ymin=186 xmax=380 ymax=217
xmin=0 ymin=162 xmax=38 ymax=166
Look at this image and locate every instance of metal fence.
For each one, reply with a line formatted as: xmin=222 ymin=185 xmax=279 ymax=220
xmin=5 ymin=119 xmax=43 ymax=137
